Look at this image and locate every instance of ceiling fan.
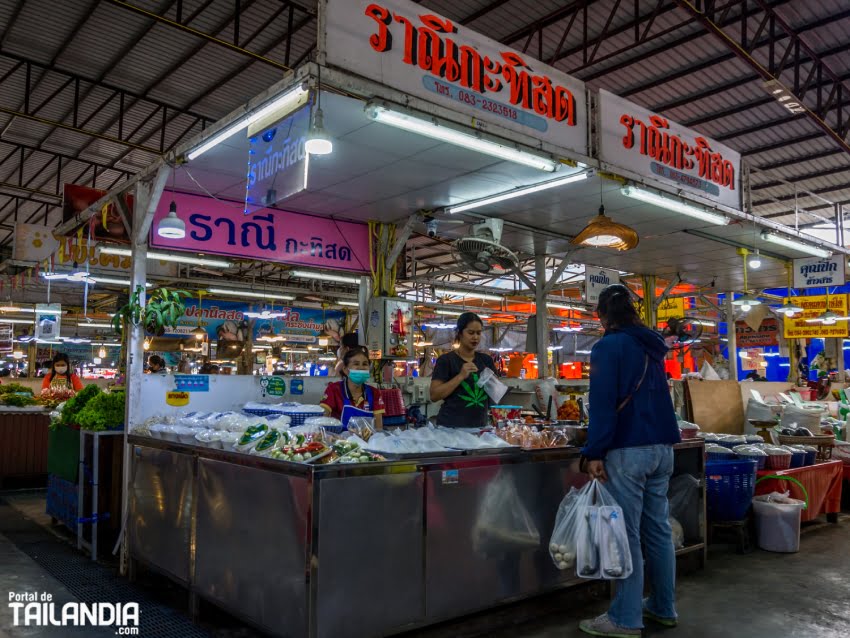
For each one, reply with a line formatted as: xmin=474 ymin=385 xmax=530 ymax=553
xmin=661 ymin=317 xmax=704 ymax=349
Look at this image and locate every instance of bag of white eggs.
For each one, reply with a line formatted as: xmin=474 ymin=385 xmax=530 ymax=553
xmin=549 ymin=481 xmax=594 ymax=571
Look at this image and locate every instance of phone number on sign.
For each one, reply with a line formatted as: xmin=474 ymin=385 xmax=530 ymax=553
xmin=456 ymin=89 xmax=519 ymax=121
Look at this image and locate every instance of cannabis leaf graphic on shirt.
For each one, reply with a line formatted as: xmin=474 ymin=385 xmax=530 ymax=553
xmin=459 ymin=373 xmax=487 ymax=408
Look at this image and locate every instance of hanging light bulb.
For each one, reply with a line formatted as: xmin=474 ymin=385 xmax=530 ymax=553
xmin=143 ymin=338 xmax=151 ymax=351
xmin=157 ymin=200 xmax=186 ymax=239
xmin=305 ymin=107 xmax=333 ymax=155
xmin=748 ymin=249 xmax=762 ymax=269
xmin=192 ymin=326 xmax=207 ymax=340
xmin=98 ymin=346 xmax=107 ymax=358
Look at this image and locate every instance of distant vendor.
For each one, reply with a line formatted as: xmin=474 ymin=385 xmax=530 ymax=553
xmin=321 ymin=347 xmax=385 ymax=430
xmin=41 ymin=353 xmax=84 ymax=392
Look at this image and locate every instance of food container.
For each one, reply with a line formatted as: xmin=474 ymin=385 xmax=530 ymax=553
xmin=746 ymin=434 xmax=767 ymax=444
xmin=732 ymin=445 xmax=768 ymax=470
xmin=489 ymin=405 xmax=523 ymax=424
xmin=706 ymin=444 xmax=735 ymax=462
xmin=173 ymin=426 xmax=198 ymax=445
xmin=195 ymin=430 xmax=223 ymax=449
xmin=679 ymin=425 xmax=700 ymax=439
xmin=782 ymin=445 xmax=807 ymax=468
xmin=764 ymin=447 xmax=793 ymax=470
xmin=800 ymin=445 xmax=818 ymax=466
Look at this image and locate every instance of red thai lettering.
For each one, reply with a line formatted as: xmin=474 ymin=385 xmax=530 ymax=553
xmin=365 ymin=4 xmax=392 ymax=52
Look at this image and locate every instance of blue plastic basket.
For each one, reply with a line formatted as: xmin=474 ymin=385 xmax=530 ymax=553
xmin=788 ymin=449 xmax=807 ymax=468
xmin=706 ymin=459 xmax=758 ymax=522
xmin=46 ymin=474 xmax=78 ymax=531
xmin=281 ymin=410 xmax=325 ymax=426
xmin=243 ymin=408 xmax=286 ymax=418
xmin=736 ymin=453 xmax=767 ymax=470
xmin=707 ymin=451 xmax=736 ymax=462
xmin=802 ymin=449 xmax=817 ymax=466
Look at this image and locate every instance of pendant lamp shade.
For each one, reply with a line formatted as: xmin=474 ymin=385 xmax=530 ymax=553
xmin=571 ymin=205 xmax=638 ymax=251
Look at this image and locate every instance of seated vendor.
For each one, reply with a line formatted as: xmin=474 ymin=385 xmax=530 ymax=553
xmin=321 ymin=347 xmax=384 ymax=431
xmin=41 ymin=353 xmax=84 ymax=392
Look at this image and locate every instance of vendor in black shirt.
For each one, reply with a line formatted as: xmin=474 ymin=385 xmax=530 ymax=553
xmin=429 ymin=312 xmax=498 ymax=427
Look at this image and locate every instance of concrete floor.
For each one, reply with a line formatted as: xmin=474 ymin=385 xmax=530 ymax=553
xmin=1 ymin=490 xmax=849 ymax=638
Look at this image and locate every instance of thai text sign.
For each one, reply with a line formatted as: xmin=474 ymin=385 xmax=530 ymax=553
xmin=736 ymin=318 xmax=779 ymax=348
xmin=783 ymin=294 xmax=849 ymax=339
xmin=585 ymin=267 xmax=620 ymax=304
xmin=599 ymin=90 xmax=741 ymax=209
xmin=792 ymin=255 xmax=845 ymax=289
xmin=324 ymin=0 xmax=587 ymax=155
xmin=151 ymin=191 xmax=371 ymax=273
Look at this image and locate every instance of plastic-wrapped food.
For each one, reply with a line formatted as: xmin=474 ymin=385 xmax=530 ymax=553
xmin=251 ymin=429 xmax=283 ymax=456
xmin=234 ymin=424 xmax=269 ymax=452
xmin=219 ymin=431 xmax=240 ymax=447
xmin=347 ymin=417 xmax=375 ymax=441
xmin=550 ymin=486 xmax=583 ymax=570
xmin=667 ymin=474 xmax=700 ymax=540
xmin=195 ymin=430 xmax=223 ymax=449
xmin=670 ymin=517 xmax=684 ymax=549
xmin=269 ymin=440 xmax=329 ymax=463
xmin=678 ymin=420 xmax=701 ymax=439
xmin=304 ymin=416 xmax=343 ymax=428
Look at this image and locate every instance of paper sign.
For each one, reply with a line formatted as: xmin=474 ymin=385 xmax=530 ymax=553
xmin=35 ymin=304 xmax=61 ymax=341
xmin=166 ymin=391 xmax=190 ymax=407
xmin=657 ymin=298 xmax=685 ymax=321
xmin=290 ymin=379 xmax=304 ymax=395
xmin=174 ymin=375 xmax=210 ymax=392
xmin=585 ymin=267 xmax=620 ymax=304
xmin=266 ymin=377 xmax=286 ymax=396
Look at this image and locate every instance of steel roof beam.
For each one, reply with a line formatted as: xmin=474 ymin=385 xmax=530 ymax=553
xmin=672 ymin=0 xmax=850 ymax=156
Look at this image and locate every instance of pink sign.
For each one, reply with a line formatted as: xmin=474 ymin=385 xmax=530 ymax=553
xmin=151 ymin=191 xmax=371 ymax=273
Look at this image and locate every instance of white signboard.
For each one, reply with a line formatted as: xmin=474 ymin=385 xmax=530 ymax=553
xmin=598 ymin=90 xmax=741 ymax=209
xmin=324 ymin=0 xmax=588 ymax=155
xmin=793 ymin=255 xmax=846 ymax=289
xmin=585 ymin=267 xmax=620 ymax=304
xmin=35 ymin=304 xmax=61 ymax=341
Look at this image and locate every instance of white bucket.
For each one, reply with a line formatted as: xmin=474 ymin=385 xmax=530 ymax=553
xmin=752 ymin=494 xmax=806 ymax=553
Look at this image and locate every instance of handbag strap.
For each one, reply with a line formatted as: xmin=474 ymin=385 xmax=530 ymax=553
xmin=617 ymin=354 xmax=649 ymax=413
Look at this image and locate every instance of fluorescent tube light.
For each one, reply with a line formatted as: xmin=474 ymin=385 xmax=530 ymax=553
xmin=433 ymin=288 xmax=502 ymax=302
xmin=621 ymin=186 xmax=728 ymax=226
xmin=337 ymin=301 xmax=360 ymax=307
xmin=75 ymin=323 xmax=113 ymax=329
xmin=365 ymin=103 xmax=559 ymax=172
xmin=0 ymin=318 xmax=34 ymax=324
xmin=209 ymin=288 xmax=295 ymax=300
xmin=289 ymin=269 xmax=361 ymax=285
xmin=89 ymin=276 xmax=153 ymax=287
xmin=99 ymin=246 xmax=231 ymax=268
xmin=435 ymin=310 xmax=464 ymax=316
xmin=576 ymin=349 xmax=592 ymax=355
xmin=548 ymin=346 xmax=563 ymax=351
xmin=447 ymin=172 xmax=589 ymax=214
xmin=760 ymin=231 xmax=831 ymax=258
xmin=548 ymin=303 xmax=586 ymax=311
xmin=187 ymin=84 xmax=308 ymax=160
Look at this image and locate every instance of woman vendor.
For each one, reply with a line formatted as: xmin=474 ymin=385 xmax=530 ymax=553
xmin=41 ymin=353 xmax=84 ymax=392
xmin=321 ymin=347 xmax=384 ymax=430
xmin=429 ymin=312 xmax=498 ymax=428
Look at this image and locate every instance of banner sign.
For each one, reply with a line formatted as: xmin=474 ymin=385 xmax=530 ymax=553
xmin=35 ymin=304 xmax=61 ymax=341
xmin=245 ymin=105 xmax=310 ymax=214
xmin=324 ymin=0 xmax=588 ymax=155
xmin=736 ymin=318 xmax=779 ymax=348
xmin=792 ymin=255 xmax=846 ymax=289
xmin=151 ymin=191 xmax=371 ymax=273
xmin=657 ymin=297 xmax=685 ymax=321
xmin=585 ymin=267 xmax=620 ymax=304
xmin=783 ymin=294 xmax=849 ymax=339
xmin=598 ymin=90 xmax=741 ymax=209
xmin=165 ymin=298 xmax=346 ymax=347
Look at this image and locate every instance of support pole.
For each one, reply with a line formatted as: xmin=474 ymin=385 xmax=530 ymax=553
xmin=535 ymin=255 xmax=549 ymax=380
xmin=836 ymin=338 xmax=845 ymax=383
xmin=641 ymin=275 xmax=657 ymax=327
xmin=725 ymin=294 xmax=738 ymax=381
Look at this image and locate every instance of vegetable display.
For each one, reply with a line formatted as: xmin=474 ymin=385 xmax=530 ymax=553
xmin=0 ymin=383 xmax=33 ymax=396
xmin=1 ymin=393 xmax=36 ymax=407
xmin=270 ymin=441 xmax=328 ymax=463
xmin=38 ymin=386 xmax=77 ymax=409
xmin=59 ymin=384 xmax=101 ymax=426
xmin=75 ymin=391 xmax=126 ymax=431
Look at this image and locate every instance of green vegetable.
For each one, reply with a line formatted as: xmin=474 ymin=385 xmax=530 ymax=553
xmin=0 ymin=383 xmax=33 ymax=396
xmin=238 ymin=424 xmax=268 ymax=446
xmin=75 ymin=391 xmax=126 ymax=431
xmin=1 ymin=393 xmax=36 ymax=407
xmin=60 ymin=384 xmax=101 ymax=426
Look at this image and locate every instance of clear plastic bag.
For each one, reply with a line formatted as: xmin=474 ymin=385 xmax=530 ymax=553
xmin=574 ymin=480 xmax=633 ymax=580
xmin=549 ymin=486 xmax=585 ymax=570
xmin=472 ymin=470 xmax=540 ymax=556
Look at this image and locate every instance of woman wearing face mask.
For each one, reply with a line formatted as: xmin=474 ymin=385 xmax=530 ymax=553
xmin=41 ymin=353 xmax=84 ymax=392
xmin=321 ymin=348 xmax=385 ymax=430
xmin=429 ymin=312 xmax=498 ymax=428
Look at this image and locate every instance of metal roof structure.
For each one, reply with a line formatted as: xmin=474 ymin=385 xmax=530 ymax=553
xmin=0 ymin=0 xmax=848 ymax=298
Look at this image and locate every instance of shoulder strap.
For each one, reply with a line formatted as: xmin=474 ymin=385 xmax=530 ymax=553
xmin=617 ymin=354 xmax=649 ymax=413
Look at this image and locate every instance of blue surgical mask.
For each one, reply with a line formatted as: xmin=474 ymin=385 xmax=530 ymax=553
xmin=348 ymin=370 xmax=370 ymax=385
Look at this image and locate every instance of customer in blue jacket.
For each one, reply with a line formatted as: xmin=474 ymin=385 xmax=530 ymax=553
xmin=579 ymin=284 xmax=681 ymax=638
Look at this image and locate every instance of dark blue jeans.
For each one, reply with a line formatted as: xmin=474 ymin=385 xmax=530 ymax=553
xmin=604 ymin=444 xmax=677 ymax=629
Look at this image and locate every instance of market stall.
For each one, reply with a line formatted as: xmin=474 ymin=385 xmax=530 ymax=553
xmin=756 ymin=460 xmax=843 ymax=523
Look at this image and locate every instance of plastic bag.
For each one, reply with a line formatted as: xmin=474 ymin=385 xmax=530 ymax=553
xmin=534 ymin=377 xmax=561 ymax=415
xmin=670 ymin=517 xmax=684 ymax=549
xmin=553 ymin=480 xmax=633 ymax=579
xmin=668 ymin=474 xmax=700 ymax=541
xmin=780 ymin=404 xmax=823 ymax=431
xmin=472 ymin=470 xmax=540 ymax=556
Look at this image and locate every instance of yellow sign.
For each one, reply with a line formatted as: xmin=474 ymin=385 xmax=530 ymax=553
xmin=166 ymin=391 xmax=190 ymax=407
xmin=783 ymin=294 xmax=849 ymax=339
xmin=657 ymin=298 xmax=685 ymax=320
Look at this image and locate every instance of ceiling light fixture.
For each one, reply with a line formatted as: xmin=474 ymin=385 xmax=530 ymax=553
xmin=187 ymin=83 xmax=309 ymax=160
xmin=760 ymin=231 xmax=831 ymax=258
xmin=157 ymin=200 xmax=186 ymax=239
xmin=446 ymin=171 xmax=590 ymax=214
xmin=305 ymin=72 xmax=333 ymax=156
xmin=548 ymin=303 xmax=586 ymax=311
xmin=289 ymin=269 xmax=360 ymax=284
xmin=621 ymin=186 xmax=728 ymax=226
xmin=365 ymin=102 xmax=559 ymax=172
xmin=336 ymin=301 xmax=360 ymax=307
xmin=208 ymin=288 xmax=295 ymax=301
xmin=99 ymin=246 xmax=231 ymax=268
xmin=433 ymin=288 xmax=502 ymax=302
xmin=572 ymin=205 xmax=639 ymax=251
xmin=748 ymin=249 xmax=762 ymax=269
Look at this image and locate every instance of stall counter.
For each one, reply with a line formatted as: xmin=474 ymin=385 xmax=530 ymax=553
xmin=0 ymin=406 xmax=51 ymax=486
xmin=756 ymin=460 xmax=843 ymax=522
xmin=126 ymin=436 xmax=705 ymax=638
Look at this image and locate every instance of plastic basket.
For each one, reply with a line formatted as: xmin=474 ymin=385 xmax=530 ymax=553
xmin=707 ymin=451 xmax=736 ymax=462
xmin=765 ymin=454 xmax=792 ymax=470
xmin=46 ymin=473 xmax=78 ymax=531
xmin=706 ymin=459 xmax=758 ymax=522
xmin=281 ymin=410 xmax=325 ymax=426
xmin=736 ymin=453 xmax=767 ymax=470
xmin=787 ymin=449 xmax=806 ymax=468
xmin=243 ymin=407 xmax=286 ymax=418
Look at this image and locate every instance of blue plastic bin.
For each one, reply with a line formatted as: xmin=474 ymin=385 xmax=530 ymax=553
xmin=706 ymin=459 xmax=758 ymax=522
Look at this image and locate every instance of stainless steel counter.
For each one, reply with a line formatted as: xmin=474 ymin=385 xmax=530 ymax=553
xmin=127 ymin=436 xmax=704 ymax=638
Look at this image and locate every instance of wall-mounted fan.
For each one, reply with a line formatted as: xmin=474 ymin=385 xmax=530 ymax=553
xmin=452 ymin=218 xmax=519 ymax=274
xmin=661 ymin=317 xmax=703 ymax=349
